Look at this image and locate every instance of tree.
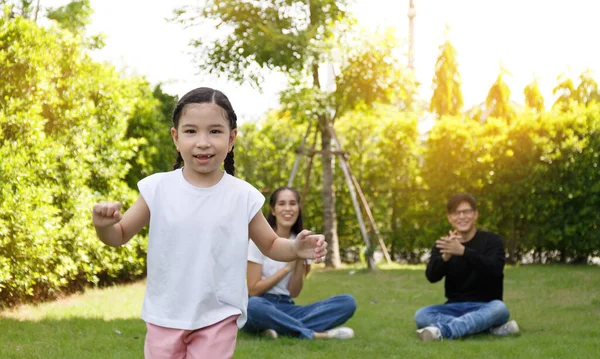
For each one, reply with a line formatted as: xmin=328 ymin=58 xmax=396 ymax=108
xmin=524 ymin=79 xmax=544 ymax=112
xmin=575 ymin=70 xmax=600 ymax=106
xmin=486 ymin=70 xmax=515 ymax=121
xmin=552 ymin=73 xmax=576 ymax=112
xmin=125 ymin=83 xmax=178 ymax=189
xmin=46 ymin=0 xmax=92 ymax=33
xmin=430 ymin=38 xmax=463 ymax=118
xmin=335 ymin=104 xmax=421 ymax=262
xmin=2 ymin=0 xmax=91 ymax=27
xmin=534 ymin=106 xmax=600 ymax=262
xmin=235 ymin=110 xmax=308 ymax=194
xmin=553 ymin=71 xmax=600 ymax=111
xmin=1 ymin=0 xmax=37 ymax=19
xmin=235 ymin=104 xmax=423 ymax=264
xmin=0 ymin=10 xmax=174 ymax=305
xmin=421 ymin=116 xmax=483 ymax=231
xmin=172 ymin=1 xmax=416 ymax=267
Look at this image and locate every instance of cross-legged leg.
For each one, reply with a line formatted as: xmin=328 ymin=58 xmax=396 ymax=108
xmin=415 ymin=303 xmax=461 ymax=329
xmin=417 ymin=301 xmax=510 ymax=339
xmin=280 ymin=294 xmax=357 ymax=333
xmin=441 ymin=300 xmax=510 ymax=339
xmin=243 ymin=296 xmax=314 ymax=339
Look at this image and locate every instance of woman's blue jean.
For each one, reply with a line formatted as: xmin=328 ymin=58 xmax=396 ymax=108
xmin=414 ymin=300 xmax=510 ymax=339
xmin=242 ymin=293 xmax=357 ymax=339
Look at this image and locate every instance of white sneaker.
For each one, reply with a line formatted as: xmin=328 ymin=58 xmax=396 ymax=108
xmin=326 ymin=327 xmax=355 ymax=339
xmin=491 ymin=320 xmax=520 ymax=336
xmin=263 ymin=329 xmax=278 ymax=339
xmin=416 ymin=326 xmax=443 ymax=342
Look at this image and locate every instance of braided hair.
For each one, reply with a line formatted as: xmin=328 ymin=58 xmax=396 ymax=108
xmin=171 ymin=87 xmax=237 ymax=176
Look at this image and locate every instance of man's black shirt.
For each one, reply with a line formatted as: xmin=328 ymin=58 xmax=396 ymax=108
xmin=426 ymin=229 xmax=505 ymax=303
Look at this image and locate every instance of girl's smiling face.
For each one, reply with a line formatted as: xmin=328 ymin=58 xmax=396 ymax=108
xmin=171 ymin=103 xmax=237 ymax=185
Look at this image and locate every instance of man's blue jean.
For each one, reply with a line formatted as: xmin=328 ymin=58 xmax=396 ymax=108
xmin=242 ymin=293 xmax=357 ymax=339
xmin=414 ymin=300 xmax=510 ymax=339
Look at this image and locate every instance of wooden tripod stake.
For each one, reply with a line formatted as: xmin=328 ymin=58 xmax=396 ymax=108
xmin=287 ymin=123 xmax=392 ymax=268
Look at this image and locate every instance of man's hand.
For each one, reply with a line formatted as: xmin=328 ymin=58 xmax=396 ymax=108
xmin=438 ymin=235 xmax=453 ymax=262
xmin=293 ymin=230 xmax=327 ymax=263
xmin=436 ymin=230 xmax=465 ymax=257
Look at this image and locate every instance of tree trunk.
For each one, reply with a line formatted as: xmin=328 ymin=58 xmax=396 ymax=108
xmin=320 ymin=118 xmax=341 ymax=268
xmin=300 ymin=130 xmax=318 ymax=207
xmin=33 ymin=0 xmax=41 ymax=22
xmin=559 ymin=247 xmax=567 ymax=263
xmin=310 ymin=57 xmax=340 ymax=268
xmin=508 ymin=216 xmax=518 ymax=264
xmin=391 ymin=191 xmax=399 ymax=261
xmin=287 ymin=123 xmax=312 ymax=187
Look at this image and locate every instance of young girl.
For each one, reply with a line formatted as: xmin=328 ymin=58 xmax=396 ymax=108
xmin=243 ymin=187 xmax=356 ymax=340
xmin=92 ymin=87 xmax=327 ymax=359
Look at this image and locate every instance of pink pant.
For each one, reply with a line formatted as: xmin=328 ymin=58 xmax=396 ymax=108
xmin=144 ymin=315 xmax=239 ymax=359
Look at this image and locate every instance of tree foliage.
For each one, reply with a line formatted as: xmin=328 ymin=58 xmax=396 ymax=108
xmin=0 ymin=11 xmax=170 ymax=305
xmin=575 ymin=70 xmax=600 ymax=106
xmin=429 ymin=39 xmax=463 ymax=118
xmin=486 ymin=71 xmax=515 ymax=121
xmin=172 ymin=0 xmax=347 ymax=86
xmin=524 ymin=79 xmax=544 ymax=112
xmin=173 ymin=0 xmax=417 ymax=268
xmin=1 ymin=0 xmax=37 ymax=19
xmin=46 ymin=0 xmax=93 ymax=33
xmin=553 ymin=71 xmax=600 ymax=112
xmin=3 ymin=1 xmax=600 ymax=309
xmin=234 ymin=101 xmax=600 ymax=265
xmin=125 ymin=84 xmax=178 ymax=189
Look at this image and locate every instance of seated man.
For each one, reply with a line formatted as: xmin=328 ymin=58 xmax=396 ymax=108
xmin=415 ymin=193 xmax=520 ymax=341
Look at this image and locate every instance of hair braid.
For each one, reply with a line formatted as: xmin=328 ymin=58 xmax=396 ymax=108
xmin=224 ymin=148 xmax=235 ymax=176
xmin=173 ymin=152 xmax=183 ymax=170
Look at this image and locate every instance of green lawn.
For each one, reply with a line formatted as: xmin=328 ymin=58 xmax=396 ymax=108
xmin=1 ymin=265 xmax=599 ymax=358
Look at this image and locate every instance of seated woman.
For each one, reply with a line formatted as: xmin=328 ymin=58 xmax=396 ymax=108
xmin=243 ymin=187 xmax=357 ymax=340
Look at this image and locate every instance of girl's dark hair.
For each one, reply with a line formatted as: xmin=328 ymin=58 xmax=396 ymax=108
xmin=171 ymin=87 xmax=237 ymax=176
xmin=267 ymin=187 xmax=303 ymax=235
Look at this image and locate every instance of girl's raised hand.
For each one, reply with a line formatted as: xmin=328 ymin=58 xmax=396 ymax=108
xmin=92 ymin=202 xmax=123 ymax=228
xmin=294 ymin=230 xmax=328 ymax=263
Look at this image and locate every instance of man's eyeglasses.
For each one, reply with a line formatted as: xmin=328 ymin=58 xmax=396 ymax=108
xmin=450 ymin=209 xmax=475 ymax=218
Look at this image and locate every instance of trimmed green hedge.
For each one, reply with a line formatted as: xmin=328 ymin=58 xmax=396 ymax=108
xmin=0 ymin=15 xmax=152 ymax=306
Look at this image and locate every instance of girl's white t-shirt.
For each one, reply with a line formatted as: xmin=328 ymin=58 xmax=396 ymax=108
xmin=138 ymin=169 xmax=264 ymax=330
xmin=247 ymin=234 xmax=296 ymax=296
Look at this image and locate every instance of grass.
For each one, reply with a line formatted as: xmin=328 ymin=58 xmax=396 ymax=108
xmin=1 ymin=264 xmax=600 ymax=358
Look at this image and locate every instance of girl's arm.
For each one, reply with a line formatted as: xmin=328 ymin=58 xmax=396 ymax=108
xmin=287 ymin=260 xmax=306 ymax=298
xmin=92 ymin=195 xmax=150 ymax=247
xmin=248 ymin=211 xmax=327 ymax=262
xmin=246 ymin=261 xmax=294 ymax=297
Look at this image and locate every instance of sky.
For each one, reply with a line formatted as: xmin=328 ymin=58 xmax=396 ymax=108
xmin=43 ymin=0 xmax=600 ymax=123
